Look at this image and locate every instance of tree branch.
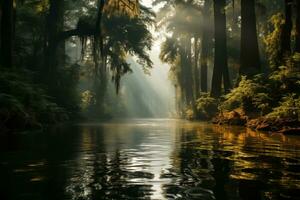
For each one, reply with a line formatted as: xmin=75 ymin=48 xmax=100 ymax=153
xmin=58 ymin=28 xmax=95 ymax=41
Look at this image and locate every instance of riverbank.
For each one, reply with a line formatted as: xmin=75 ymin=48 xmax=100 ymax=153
xmin=186 ymin=72 xmax=300 ymax=134
xmin=212 ymin=109 xmax=300 ymax=134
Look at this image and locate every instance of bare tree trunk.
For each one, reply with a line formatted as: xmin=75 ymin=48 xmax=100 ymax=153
xmin=240 ymin=0 xmax=261 ymax=77
xmin=200 ymin=0 xmax=210 ymax=93
xmin=279 ymin=0 xmax=292 ymax=60
xmin=94 ymin=0 xmax=108 ymax=112
xmin=295 ymin=0 xmax=300 ymax=53
xmin=44 ymin=0 xmax=65 ymax=102
xmin=95 ymin=55 xmax=108 ymax=111
xmin=211 ymin=0 xmax=229 ymax=97
xmin=0 ymin=2 xmax=2 ymax=56
xmin=186 ymin=37 xmax=195 ymax=105
xmin=194 ymin=37 xmax=200 ymax=98
xmin=0 ymin=0 xmax=15 ymax=68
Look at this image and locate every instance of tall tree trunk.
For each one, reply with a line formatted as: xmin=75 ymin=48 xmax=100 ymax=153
xmin=178 ymin=42 xmax=186 ymax=109
xmin=279 ymin=0 xmax=292 ymax=60
xmin=179 ymin=39 xmax=189 ymax=107
xmin=0 ymin=2 xmax=2 ymax=56
xmin=95 ymin=54 xmax=108 ymax=112
xmin=295 ymin=0 xmax=300 ymax=53
xmin=194 ymin=37 xmax=200 ymax=98
xmin=211 ymin=0 xmax=229 ymax=97
xmin=45 ymin=0 xmax=65 ymax=72
xmin=94 ymin=0 xmax=105 ymax=73
xmin=94 ymin=0 xmax=107 ymax=112
xmin=200 ymin=0 xmax=210 ymax=93
xmin=186 ymin=37 xmax=194 ymax=105
xmin=44 ymin=0 xmax=65 ymax=99
xmin=223 ymin=51 xmax=231 ymax=93
xmin=180 ymin=37 xmax=194 ymax=106
xmin=0 ymin=0 xmax=15 ymax=68
xmin=240 ymin=0 xmax=261 ymax=77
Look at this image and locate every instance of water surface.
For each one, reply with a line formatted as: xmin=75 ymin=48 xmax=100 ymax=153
xmin=1 ymin=119 xmax=300 ymax=200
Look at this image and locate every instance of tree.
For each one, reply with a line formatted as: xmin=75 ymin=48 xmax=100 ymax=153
xmin=240 ymin=0 xmax=261 ymax=77
xmin=200 ymin=0 xmax=211 ymax=93
xmin=85 ymin=4 xmax=154 ymax=111
xmin=184 ymin=36 xmax=195 ymax=105
xmin=0 ymin=0 xmax=15 ymax=68
xmin=211 ymin=0 xmax=230 ymax=97
xmin=295 ymin=0 xmax=300 ymax=53
xmin=194 ymin=37 xmax=200 ymax=97
xmin=157 ymin=0 xmax=201 ymax=110
xmin=160 ymin=36 xmax=184 ymax=113
xmin=280 ymin=0 xmax=292 ymax=58
xmin=44 ymin=0 xmax=65 ymax=76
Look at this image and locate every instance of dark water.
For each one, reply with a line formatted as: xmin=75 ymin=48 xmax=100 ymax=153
xmin=1 ymin=119 xmax=300 ymax=200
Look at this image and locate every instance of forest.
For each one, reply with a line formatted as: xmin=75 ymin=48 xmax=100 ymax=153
xmin=156 ymin=0 xmax=300 ymax=134
xmin=1 ymin=0 xmax=300 ymax=134
xmin=1 ymin=1 xmax=300 ymax=200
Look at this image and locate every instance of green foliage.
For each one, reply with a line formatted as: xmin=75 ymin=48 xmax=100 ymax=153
xmin=220 ymin=75 xmax=271 ymax=114
xmin=160 ymin=37 xmax=179 ymax=64
xmin=195 ymin=93 xmax=219 ymax=120
xmin=252 ymin=92 xmax=272 ymax=115
xmin=264 ymin=13 xmax=284 ymax=68
xmin=81 ymin=90 xmax=95 ymax=110
xmin=0 ymin=70 xmax=69 ymax=131
xmin=269 ymin=54 xmax=300 ymax=92
xmin=78 ymin=5 xmax=154 ymax=94
xmin=185 ymin=93 xmax=219 ymax=121
xmin=267 ymin=94 xmax=300 ymax=120
xmin=52 ymin=64 xmax=81 ymax=113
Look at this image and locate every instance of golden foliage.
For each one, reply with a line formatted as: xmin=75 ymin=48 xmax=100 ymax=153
xmin=104 ymin=0 xmax=140 ymax=18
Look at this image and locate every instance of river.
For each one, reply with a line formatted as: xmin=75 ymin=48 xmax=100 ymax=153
xmin=1 ymin=119 xmax=300 ymax=200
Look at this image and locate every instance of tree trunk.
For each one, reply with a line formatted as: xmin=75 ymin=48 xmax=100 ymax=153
xmin=45 ymin=0 xmax=65 ymax=90
xmin=194 ymin=37 xmax=200 ymax=98
xmin=200 ymin=0 xmax=210 ymax=93
xmin=186 ymin=37 xmax=194 ymax=105
xmin=223 ymin=51 xmax=231 ymax=93
xmin=295 ymin=0 xmax=300 ymax=53
xmin=177 ymin=42 xmax=186 ymax=109
xmin=240 ymin=0 xmax=261 ymax=77
xmin=0 ymin=0 xmax=15 ymax=68
xmin=95 ymin=54 xmax=108 ymax=112
xmin=211 ymin=0 xmax=229 ymax=97
xmin=179 ymin=39 xmax=189 ymax=107
xmin=93 ymin=0 xmax=108 ymax=112
xmin=0 ymin=2 xmax=2 ymax=56
xmin=280 ymin=0 xmax=292 ymax=60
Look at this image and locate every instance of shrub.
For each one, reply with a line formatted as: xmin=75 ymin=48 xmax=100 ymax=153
xmin=0 ymin=70 xmax=69 ymax=131
xmin=268 ymin=54 xmax=300 ymax=96
xmin=220 ymin=75 xmax=271 ymax=115
xmin=267 ymin=94 xmax=300 ymax=121
xmin=185 ymin=108 xmax=195 ymax=120
xmin=195 ymin=93 xmax=218 ymax=120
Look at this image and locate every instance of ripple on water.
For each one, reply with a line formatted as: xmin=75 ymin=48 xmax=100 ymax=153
xmin=1 ymin=120 xmax=300 ymax=200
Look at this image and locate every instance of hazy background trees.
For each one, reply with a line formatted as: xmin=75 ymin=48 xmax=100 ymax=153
xmin=157 ymin=0 xmax=300 ymax=120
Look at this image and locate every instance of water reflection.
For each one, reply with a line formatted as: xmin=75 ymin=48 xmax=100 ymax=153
xmin=0 ymin=119 xmax=300 ymax=200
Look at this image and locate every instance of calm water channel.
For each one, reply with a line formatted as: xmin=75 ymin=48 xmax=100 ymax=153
xmin=1 ymin=119 xmax=300 ymax=200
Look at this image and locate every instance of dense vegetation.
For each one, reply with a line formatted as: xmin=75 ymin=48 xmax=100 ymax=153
xmin=156 ymin=0 xmax=300 ymax=133
xmin=0 ymin=0 xmax=153 ymax=131
xmin=0 ymin=0 xmax=300 ymax=133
